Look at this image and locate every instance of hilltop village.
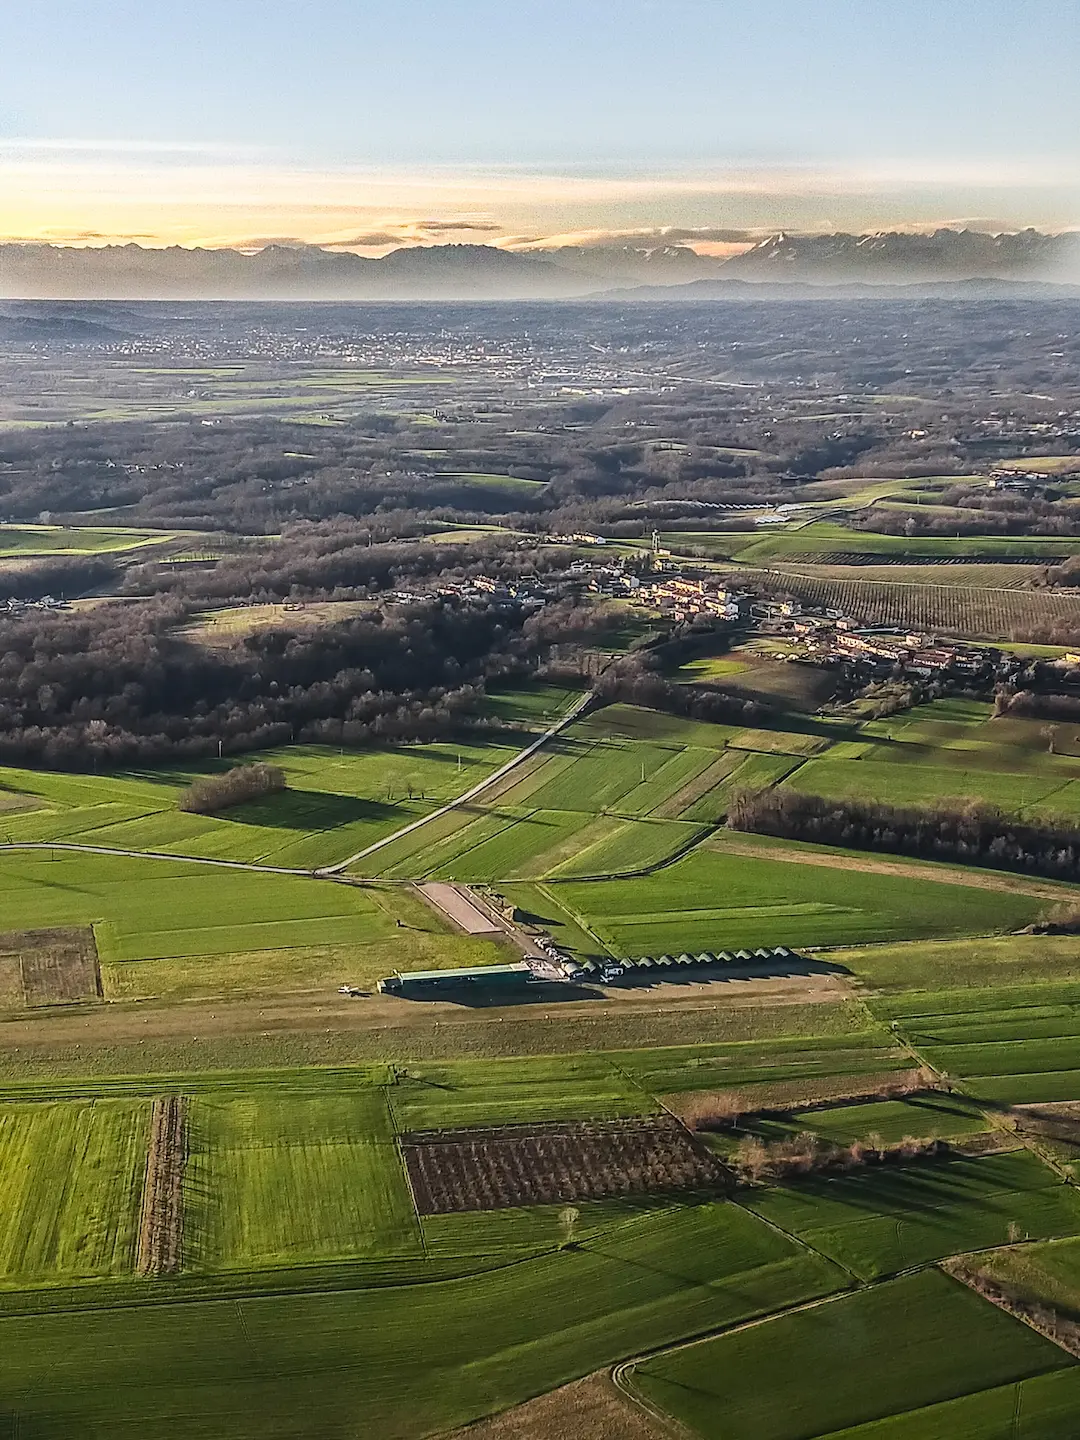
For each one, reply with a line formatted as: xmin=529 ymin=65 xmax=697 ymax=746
xmin=432 ymin=549 xmax=1034 ymax=691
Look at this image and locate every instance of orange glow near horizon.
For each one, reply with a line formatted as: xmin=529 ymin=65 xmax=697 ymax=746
xmin=1 ymin=152 xmax=1077 ymax=252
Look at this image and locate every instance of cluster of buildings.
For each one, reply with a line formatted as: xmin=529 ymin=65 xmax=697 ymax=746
xmin=629 ymin=573 xmax=745 ymax=621
xmin=761 ymin=601 xmax=1009 ymax=682
xmin=0 ymin=595 xmax=69 ymax=617
xmin=432 ymin=573 xmax=554 ymax=611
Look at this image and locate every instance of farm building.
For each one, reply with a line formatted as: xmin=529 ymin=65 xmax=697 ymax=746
xmin=564 ymin=947 xmax=798 ymax=982
xmin=378 ymin=962 xmax=533 ymax=996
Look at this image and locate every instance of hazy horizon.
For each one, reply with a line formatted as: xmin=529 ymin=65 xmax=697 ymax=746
xmin=1 ymin=0 xmax=1078 ymax=254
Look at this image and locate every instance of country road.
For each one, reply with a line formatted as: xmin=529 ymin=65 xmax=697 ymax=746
xmin=0 ymin=840 xmax=313 ymax=876
xmin=315 ymin=686 xmax=594 ymax=875
xmin=0 ymin=689 xmax=594 ymax=882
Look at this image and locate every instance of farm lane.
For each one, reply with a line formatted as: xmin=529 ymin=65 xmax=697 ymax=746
xmin=0 ymin=690 xmax=595 ymax=881
xmin=317 ymin=687 xmax=595 ymax=875
xmin=707 ymin=833 xmax=1077 ymax=904
xmin=0 ymin=840 xmax=313 ymax=876
xmin=0 ymin=972 xmax=852 ymax=1057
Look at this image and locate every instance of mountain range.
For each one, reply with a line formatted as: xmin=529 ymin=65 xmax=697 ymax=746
xmin=1 ymin=229 xmax=1078 ymax=301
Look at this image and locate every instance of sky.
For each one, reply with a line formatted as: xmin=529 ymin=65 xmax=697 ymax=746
xmin=1 ymin=0 xmax=1078 ymax=251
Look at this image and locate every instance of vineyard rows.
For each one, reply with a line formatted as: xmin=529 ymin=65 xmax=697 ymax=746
xmin=762 ymin=571 xmax=1080 ymax=641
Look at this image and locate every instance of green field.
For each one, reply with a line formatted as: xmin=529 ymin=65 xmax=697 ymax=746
xmin=0 ymin=1098 xmax=148 ymax=1284
xmin=186 ymin=1089 xmax=422 ymax=1268
xmin=741 ymin=1092 xmax=989 ymax=1147
xmin=969 ymin=1234 xmax=1080 ymax=1314
xmin=0 ymin=523 xmax=175 ymax=556
xmin=0 ymin=737 xmax=514 ymax=870
xmin=666 ymin=520 xmax=1080 ymax=563
xmin=742 ymin=1150 xmax=1080 ymax=1280
xmin=0 ymin=850 xmax=508 ymax=1002
xmin=831 ymin=935 xmax=1080 ymax=994
xmin=389 ymin=1053 xmax=657 ymax=1130
xmin=5 ymin=691 xmax=1080 ymax=1434
xmin=540 ymin=845 xmax=1042 ymax=957
xmin=0 ymin=1029 xmax=1078 ymax=1434
xmin=616 ymin=1029 xmax=912 ymax=1097
xmin=631 ymin=1269 xmax=1077 ymax=1440
xmin=0 ymin=1203 xmax=844 ymax=1439
xmin=477 ymin=680 xmax=582 ymax=728
xmin=786 ymin=752 xmax=1080 ymax=820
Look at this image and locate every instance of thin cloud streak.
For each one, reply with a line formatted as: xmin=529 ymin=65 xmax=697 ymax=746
xmin=0 ymin=150 xmax=1077 ymax=250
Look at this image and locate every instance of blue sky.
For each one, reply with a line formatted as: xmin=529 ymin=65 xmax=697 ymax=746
xmin=1 ymin=0 xmax=1077 ymax=247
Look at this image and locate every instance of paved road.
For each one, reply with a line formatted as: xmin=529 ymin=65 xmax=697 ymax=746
xmin=0 ymin=691 xmax=593 ymax=882
xmin=315 ymin=688 xmax=593 ymax=876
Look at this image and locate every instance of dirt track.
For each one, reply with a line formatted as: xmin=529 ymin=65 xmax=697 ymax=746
xmin=137 ymin=1095 xmax=186 ymax=1275
xmin=708 ymin=833 xmax=1074 ymax=903
xmin=437 ymin=1372 xmax=666 ymax=1440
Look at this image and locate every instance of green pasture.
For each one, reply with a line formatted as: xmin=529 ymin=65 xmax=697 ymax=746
xmin=787 ymin=753 xmax=1080 ymax=820
xmin=547 ymin=817 xmax=704 ymax=877
xmin=830 ymin=935 xmax=1080 ymax=994
xmin=0 ymin=1098 xmax=148 ymax=1285
xmin=0 ymin=851 xmax=506 ymax=1002
xmin=871 ymin=982 xmax=1080 ymax=1111
xmin=741 ymin=1092 xmax=989 ymax=1148
xmin=572 ymin=702 xmax=739 ymax=748
xmin=478 ymin=680 xmax=582 ymax=728
xmin=0 ymin=523 xmax=173 ymax=557
xmin=842 ymin=1367 xmax=1080 ymax=1438
xmin=420 ymin=1194 xmax=679 ymax=1255
xmin=632 ymin=1269 xmax=1076 ymax=1440
xmin=887 ymin=996 xmax=1080 ymax=1104
xmin=971 ymin=1234 xmax=1080 ymax=1315
xmin=1 ymin=851 xmax=388 ymax=963
xmin=543 ymin=845 xmax=1042 ymax=958
xmin=186 ymin=1090 xmax=422 ymax=1269
xmin=0 ymin=1204 xmax=843 ymax=1439
xmin=389 ymin=1052 xmax=656 ymax=1130
xmin=667 ymin=520 xmax=1080 ymax=563
xmin=616 ymin=1031 xmax=913 ymax=1098
xmin=0 ymin=738 xmax=512 ymax=870
xmin=743 ymin=1150 xmax=1080 ymax=1280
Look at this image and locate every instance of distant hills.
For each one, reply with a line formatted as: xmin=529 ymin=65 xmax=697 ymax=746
xmin=0 ymin=229 xmax=1078 ymax=301
xmin=719 ymin=229 xmax=1080 ymax=284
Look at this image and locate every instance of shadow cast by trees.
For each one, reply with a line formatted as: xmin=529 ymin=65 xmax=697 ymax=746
xmin=215 ymin=789 xmax=401 ymax=830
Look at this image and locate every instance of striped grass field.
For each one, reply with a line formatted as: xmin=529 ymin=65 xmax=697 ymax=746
xmin=0 ymin=1099 xmax=149 ymax=1283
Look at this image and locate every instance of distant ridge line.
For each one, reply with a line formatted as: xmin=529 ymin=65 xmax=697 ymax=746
xmin=0 ymin=228 xmax=1078 ymax=301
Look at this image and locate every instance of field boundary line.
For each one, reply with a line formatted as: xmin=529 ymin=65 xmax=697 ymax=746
xmin=730 ymin=1193 xmax=865 ymax=1287
xmin=0 ymin=841 xmax=313 ymax=876
xmin=534 ymin=881 xmax=616 ymax=959
xmin=318 ymin=689 xmax=595 ymax=876
xmin=610 ymin=1279 xmax=859 ymax=1425
xmin=705 ymin=832 xmax=1076 ymax=902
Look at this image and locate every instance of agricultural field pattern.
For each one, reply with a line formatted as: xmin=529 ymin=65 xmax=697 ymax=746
xmin=4 ymin=297 xmax=1080 ymax=1438
xmin=5 ymin=688 xmax=1080 ymax=1437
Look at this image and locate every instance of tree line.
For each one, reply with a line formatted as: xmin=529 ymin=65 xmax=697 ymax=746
xmin=0 ymin=592 xmax=564 ymax=768
xmin=728 ymin=785 xmax=1080 ymax=884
